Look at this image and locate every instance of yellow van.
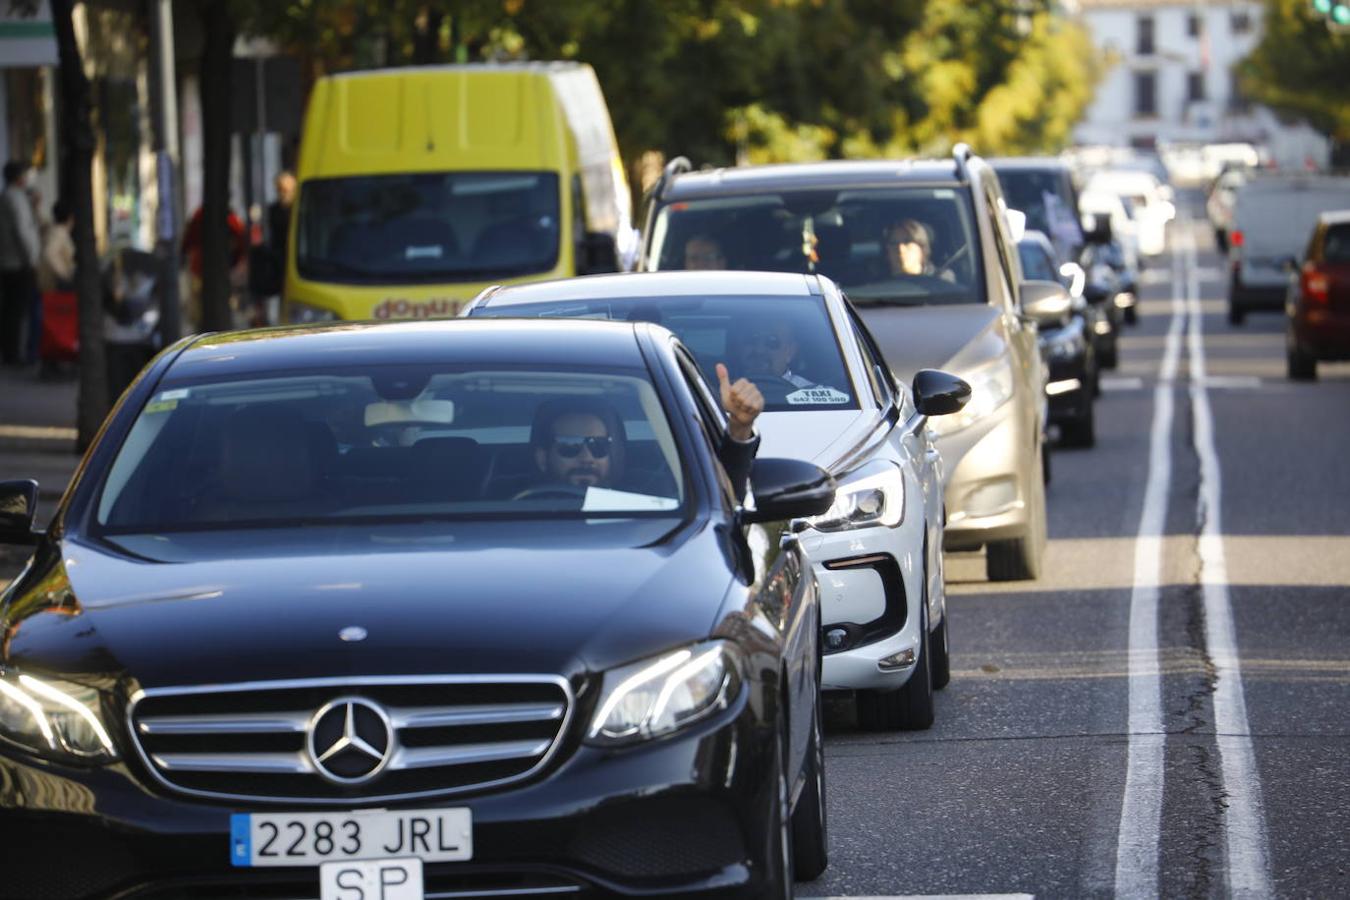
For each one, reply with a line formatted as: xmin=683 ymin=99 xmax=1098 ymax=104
xmin=284 ymin=62 xmax=632 ymax=323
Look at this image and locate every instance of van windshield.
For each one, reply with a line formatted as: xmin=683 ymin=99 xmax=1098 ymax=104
xmin=296 ymin=172 xmax=561 ymax=284
xmin=646 ymin=187 xmax=985 ymax=307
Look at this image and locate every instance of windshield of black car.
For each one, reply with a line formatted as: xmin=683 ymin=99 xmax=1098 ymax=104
xmin=296 ymin=171 xmax=561 ymax=284
xmin=474 ymin=294 xmax=859 ymax=411
xmin=646 ymin=188 xmax=984 ymax=306
xmin=95 ymin=365 xmax=686 ymax=533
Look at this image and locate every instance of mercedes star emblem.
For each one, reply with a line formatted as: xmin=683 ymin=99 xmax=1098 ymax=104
xmin=306 ymin=697 xmax=394 ymax=785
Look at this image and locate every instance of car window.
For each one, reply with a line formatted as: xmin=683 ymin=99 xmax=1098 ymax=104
xmin=1323 ymin=224 xmax=1350 ymax=263
xmin=96 ymin=365 xmax=686 ymax=533
xmin=842 ymin=305 xmax=890 ymax=408
xmin=296 ymin=171 xmax=561 ymax=284
xmin=475 ymin=294 xmax=859 ymax=412
xmin=646 ymin=187 xmax=985 ymax=307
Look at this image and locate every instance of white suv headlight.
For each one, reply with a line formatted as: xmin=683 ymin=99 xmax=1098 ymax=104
xmin=928 ymin=357 xmax=1015 ymax=436
xmin=0 ymin=668 xmax=117 ymax=763
xmin=810 ymin=460 xmax=905 ymax=531
xmin=587 ymin=642 xmax=738 ymax=746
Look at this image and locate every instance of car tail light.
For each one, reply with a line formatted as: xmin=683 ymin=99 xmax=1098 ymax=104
xmin=1230 ymin=229 xmax=1244 ymax=247
xmin=1302 ymin=263 xmax=1329 ymax=304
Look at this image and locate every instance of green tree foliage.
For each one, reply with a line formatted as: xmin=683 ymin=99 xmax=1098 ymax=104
xmin=238 ymin=1 xmax=1099 ymax=175
xmin=1240 ymin=0 xmax=1350 ymax=146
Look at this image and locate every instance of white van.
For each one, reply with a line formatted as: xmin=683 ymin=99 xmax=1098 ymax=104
xmin=1228 ymin=174 xmax=1350 ymax=325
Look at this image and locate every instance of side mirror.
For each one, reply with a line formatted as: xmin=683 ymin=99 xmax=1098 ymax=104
xmin=912 ymin=369 xmax=972 ymax=417
xmin=1021 ymin=280 xmax=1074 ymax=328
xmin=0 ymin=480 xmax=40 ymax=545
xmin=1058 ymin=262 xmax=1086 ymax=298
xmin=1082 ymin=212 xmax=1113 ymax=245
xmin=743 ymin=458 xmax=835 ymax=523
xmin=578 ymin=231 xmax=619 ymax=275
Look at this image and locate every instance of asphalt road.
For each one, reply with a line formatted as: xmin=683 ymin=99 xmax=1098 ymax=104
xmin=807 ymin=201 xmax=1350 ymax=899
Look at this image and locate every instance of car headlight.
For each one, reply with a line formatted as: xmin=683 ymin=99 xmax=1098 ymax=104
xmin=1040 ymin=320 xmax=1086 ymax=362
xmin=586 ymin=641 xmax=739 ymax=746
xmin=286 ymin=300 xmax=339 ymax=324
xmin=809 ymin=460 xmax=904 ymax=531
xmin=927 ymin=358 xmax=1015 ymax=436
xmin=0 ymin=668 xmax=117 ymax=764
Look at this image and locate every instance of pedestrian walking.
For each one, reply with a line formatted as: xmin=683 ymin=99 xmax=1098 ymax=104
xmin=0 ymin=161 xmax=41 ymax=365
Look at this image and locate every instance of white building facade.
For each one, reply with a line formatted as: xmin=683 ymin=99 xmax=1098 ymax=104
xmin=1073 ymin=0 xmax=1330 ymax=170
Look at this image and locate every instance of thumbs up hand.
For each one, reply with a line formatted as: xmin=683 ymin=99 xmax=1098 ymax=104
xmin=716 ymin=363 xmax=763 ymax=442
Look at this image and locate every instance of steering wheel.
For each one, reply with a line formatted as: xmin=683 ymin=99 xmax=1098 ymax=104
xmin=512 ymin=483 xmax=589 ymax=502
xmin=743 ymin=374 xmax=808 ymax=401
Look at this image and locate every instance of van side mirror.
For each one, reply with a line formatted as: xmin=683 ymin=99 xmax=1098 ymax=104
xmin=912 ymin=369 xmax=971 ymax=417
xmin=0 ymin=480 xmax=41 ymax=545
xmin=578 ymin=232 xmax=619 ymax=275
xmin=743 ymin=458 xmax=835 ymax=523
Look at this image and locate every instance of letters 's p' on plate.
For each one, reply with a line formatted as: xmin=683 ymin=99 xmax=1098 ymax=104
xmin=320 ymin=857 xmax=422 ymax=900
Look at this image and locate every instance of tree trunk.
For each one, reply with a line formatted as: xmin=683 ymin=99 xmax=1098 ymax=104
xmin=198 ymin=0 xmax=237 ymax=333
xmin=51 ymin=0 xmax=108 ymax=452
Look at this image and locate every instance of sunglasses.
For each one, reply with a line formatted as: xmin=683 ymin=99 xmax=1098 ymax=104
xmin=551 ymin=435 xmax=613 ymax=459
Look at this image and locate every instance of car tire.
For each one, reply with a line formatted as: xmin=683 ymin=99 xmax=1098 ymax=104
xmin=1124 ymin=305 xmax=1138 ymax=326
xmin=986 ymin=458 xmax=1046 ymax=582
xmin=1287 ymin=341 xmax=1317 ymax=381
xmin=791 ymin=688 xmax=828 ymax=881
xmin=930 ymin=611 xmax=951 ymax=691
xmin=1042 ymin=441 xmax=1053 ymax=484
xmin=1060 ymin=402 xmax=1095 ymax=448
xmin=858 ymin=591 xmax=933 ymax=731
xmin=1228 ymin=302 xmax=1245 ymax=326
xmin=1098 ymin=338 xmax=1119 ymax=370
xmin=764 ymin=722 xmax=794 ymax=898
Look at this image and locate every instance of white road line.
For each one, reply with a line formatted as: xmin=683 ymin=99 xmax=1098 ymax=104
xmin=1183 ymin=226 xmax=1274 ymax=898
xmin=1199 ymin=375 xmax=1263 ymax=390
xmin=1113 ymin=231 xmax=1187 ymax=899
xmin=0 ymin=424 xmax=78 ymax=440
xmin=1100 ymin=376 xmax=1145 ymax=392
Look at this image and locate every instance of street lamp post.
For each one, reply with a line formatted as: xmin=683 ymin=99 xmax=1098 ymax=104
xmin=149 ymin=0 xmax=182 ymax=344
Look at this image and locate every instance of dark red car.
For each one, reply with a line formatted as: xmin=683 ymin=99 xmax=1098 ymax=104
xmin=1287 ymin=210 xmax=1350 ymax=380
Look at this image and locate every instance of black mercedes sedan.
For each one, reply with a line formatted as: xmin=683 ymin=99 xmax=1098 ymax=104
xmin=0 ymin=319 xmax=834 ymax=898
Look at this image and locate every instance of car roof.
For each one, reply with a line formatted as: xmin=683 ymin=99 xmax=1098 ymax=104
xmin=660 ymin=159 xmax=965 ymax=201
xmin=168 ymin=319 xmax=648 ymax=380
xmin=480 ymin=271 xmax=824 ymax=306
xmin=1321 ymin=209 xmax=1350 ymax=226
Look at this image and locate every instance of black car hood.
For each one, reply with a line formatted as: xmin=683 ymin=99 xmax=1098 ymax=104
xmin=855 ymin=304 xmax=1006 ymax=381
xmin=2 ymin=519 xmax=733 ymax=689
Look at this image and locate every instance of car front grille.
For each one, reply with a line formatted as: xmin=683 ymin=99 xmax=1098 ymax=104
xmin=126 ymin=675 xmax=573 ymax=804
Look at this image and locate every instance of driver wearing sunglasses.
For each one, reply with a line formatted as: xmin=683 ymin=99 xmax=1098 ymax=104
xmin=730 ymin=318 xmax=837 ymax=392
xmin=527 ymin=385 xmax=763 ymax=501
xmin=532 ymin=400 xmax=622 ymax=490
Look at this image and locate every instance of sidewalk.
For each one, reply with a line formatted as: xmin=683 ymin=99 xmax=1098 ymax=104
xmin=0 ymin=365 xmax=81 ymax=509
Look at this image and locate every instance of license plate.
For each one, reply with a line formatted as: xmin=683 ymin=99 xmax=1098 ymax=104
xmin=320 ymin=858 xmax=422 ymax=900
xmin=229 ymin=808 xmax=471 ymax=867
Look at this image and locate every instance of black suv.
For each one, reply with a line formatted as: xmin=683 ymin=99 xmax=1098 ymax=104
xmin=639 ymin=147 xmax=1052 ymax=581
